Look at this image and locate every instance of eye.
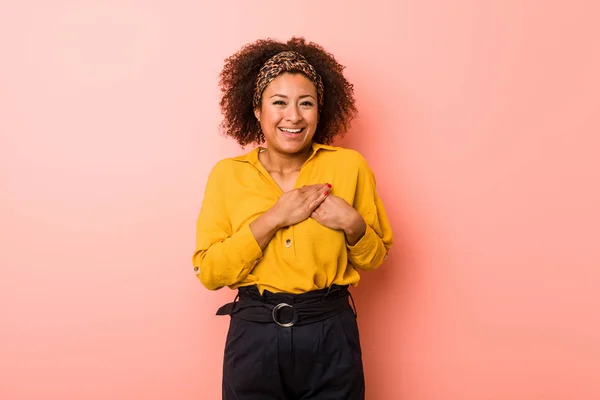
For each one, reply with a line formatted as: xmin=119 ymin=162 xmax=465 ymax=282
xmin=273 ymin=100 xmax=286 ymax=105
xmin=300 ymin=101 xmax=314 ymax=107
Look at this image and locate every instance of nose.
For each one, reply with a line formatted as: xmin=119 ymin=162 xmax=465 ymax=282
xmin=285 ymin=104 xmax=303 ymax=124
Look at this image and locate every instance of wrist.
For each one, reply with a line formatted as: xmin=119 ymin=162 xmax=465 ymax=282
xmin=265 ymin=208 xmax=286 ymax=230
xmin=344 ymin=214 xmax=367 ymax=245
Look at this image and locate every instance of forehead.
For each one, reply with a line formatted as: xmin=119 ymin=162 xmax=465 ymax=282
xmin=263 ymin=72 xmax=317 ymax=96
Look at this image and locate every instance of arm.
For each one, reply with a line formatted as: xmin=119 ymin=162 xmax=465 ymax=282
xmin=342 ymin=213 xmax=367 ymax=246
xmin=193 ymin=163 xmax=330 ymax=290
xmin=249 ymin=209 xmax=284 ymax=250
xmin=192 ymin=162 xmax=266 ymax=290
xmin=345 ymin=156 xmax=393 ymax=270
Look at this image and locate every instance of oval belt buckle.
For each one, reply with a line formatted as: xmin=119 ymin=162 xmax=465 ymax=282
xmin=272 ymin=303 xmax=296 ymax=327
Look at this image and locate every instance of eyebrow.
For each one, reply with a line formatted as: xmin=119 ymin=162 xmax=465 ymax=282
xmin=269 ymin=94 xmax=316 ymax=99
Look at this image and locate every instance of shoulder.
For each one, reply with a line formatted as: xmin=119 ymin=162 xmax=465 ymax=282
xmin=315 ymin=145 xmax=371 ymax=170
xmin=203 ymin=159 xmax=233 ymax=184
xmin=209 ymin=157 xmax=238 ymax=174
xmin=208 ymin=148 xmax=258 ymax=177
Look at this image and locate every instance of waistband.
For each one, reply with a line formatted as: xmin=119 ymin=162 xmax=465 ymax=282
xmin=215 ymin=285 xmax=357 ymax=327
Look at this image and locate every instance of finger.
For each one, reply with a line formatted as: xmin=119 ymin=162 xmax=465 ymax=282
xmin=305 ymin=183 xmax=331 ymax=198
xmin=307 ymin=188 xmax=330 ymax=211
xmin=306 ymin=186 xmax=329 ymax=203
xmin=297 ymin=184 xmax=320 ymax=195
xmin=303 ymin=183 xmax=327 ymax=189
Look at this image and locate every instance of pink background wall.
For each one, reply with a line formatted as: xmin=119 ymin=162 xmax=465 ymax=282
xmin=1 ymin=1 xmax=599 ymax=399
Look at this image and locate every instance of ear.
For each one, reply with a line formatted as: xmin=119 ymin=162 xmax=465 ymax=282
xmin=254 ymin=108 xmax=261 ymax=122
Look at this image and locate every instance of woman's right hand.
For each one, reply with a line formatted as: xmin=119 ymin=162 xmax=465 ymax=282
xmin=271 ymin=183 xmax=331 ymax=228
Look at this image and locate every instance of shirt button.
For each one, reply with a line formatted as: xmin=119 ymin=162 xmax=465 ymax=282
xmin=193 ymin=266 xmax=200 ymax=275
xmin=285 ymin=239 xmax=292 ymax=248
xmin=253 ymin=258 xmax=262 ymax=266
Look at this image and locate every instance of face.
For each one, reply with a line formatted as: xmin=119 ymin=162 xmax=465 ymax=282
xmin=254 ymin=72 xmax=319 ymax=156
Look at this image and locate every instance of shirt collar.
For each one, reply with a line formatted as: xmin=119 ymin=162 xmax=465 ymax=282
xmin=232 ymin=142 xmax=337 ymax=164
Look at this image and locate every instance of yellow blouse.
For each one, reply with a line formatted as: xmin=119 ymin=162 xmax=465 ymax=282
xmin=192 ymin=142 xmax=393 ymax=294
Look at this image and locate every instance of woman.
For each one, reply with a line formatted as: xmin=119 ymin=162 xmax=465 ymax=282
xmin=193 ymin=37 xmax=393 ymax=399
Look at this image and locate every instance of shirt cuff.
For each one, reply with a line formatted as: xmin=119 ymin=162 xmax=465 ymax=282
xmin=346 ymin=224 xmax=377 ymax=255
xmin=232 ymin=224 xmax=264 ymax=268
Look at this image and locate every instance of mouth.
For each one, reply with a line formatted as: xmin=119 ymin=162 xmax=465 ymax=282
xmin=278 ymin=127 xmax=305 ymax=138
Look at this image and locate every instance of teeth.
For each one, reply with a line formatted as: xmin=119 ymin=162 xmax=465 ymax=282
xmin=280 ymin=128 xmax=302 ymax=133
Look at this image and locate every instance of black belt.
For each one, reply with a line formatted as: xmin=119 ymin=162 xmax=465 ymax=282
xmin=216 ymin=285 xmax=356 ymax=327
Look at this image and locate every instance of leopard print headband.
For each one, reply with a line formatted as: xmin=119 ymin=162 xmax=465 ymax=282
xmin=253 ymin=51 xmax=324 ymax=109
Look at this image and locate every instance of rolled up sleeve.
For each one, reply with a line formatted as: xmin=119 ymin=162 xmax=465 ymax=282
xmin=347 ymin=156 xmax=393 ymax=270
xmin=192 ymin=161 xmax=263 ymax=290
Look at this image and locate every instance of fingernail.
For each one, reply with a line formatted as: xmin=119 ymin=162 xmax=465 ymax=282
xmin=324 ymin=191 xmax=329 ymax=196
xmin=327 ymin=184 xmax=332 ymax=188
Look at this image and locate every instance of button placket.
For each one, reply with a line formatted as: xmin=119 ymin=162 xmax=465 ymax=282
xmin=279 ymin=225 xmax=297 ymax=260
xmin=281 ymin=225 xmax=296 ymax=258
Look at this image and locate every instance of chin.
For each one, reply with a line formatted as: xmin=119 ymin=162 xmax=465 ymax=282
xmin=278 ymin=140 xmax=310 ymax=155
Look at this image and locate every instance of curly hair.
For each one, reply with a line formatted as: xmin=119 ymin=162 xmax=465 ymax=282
xmin=218 ymin=37 xmax=357 ymax=147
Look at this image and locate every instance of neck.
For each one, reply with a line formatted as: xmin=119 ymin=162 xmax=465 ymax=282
xmin=261 ymin=145 xmax=313 ymax=173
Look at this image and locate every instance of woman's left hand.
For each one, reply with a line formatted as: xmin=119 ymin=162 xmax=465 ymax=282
xmin=311 ymin=195 xmax=367 ymax=245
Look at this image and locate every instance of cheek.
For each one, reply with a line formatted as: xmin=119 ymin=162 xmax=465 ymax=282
xmin=304 ymin=110 xmax=319 ymax=126
xmin=262 ymin=109 xmax=283 ymax=126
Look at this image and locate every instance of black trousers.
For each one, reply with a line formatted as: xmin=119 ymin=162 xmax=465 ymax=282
xmin=221 ymin=288 xmax=365 ymax=400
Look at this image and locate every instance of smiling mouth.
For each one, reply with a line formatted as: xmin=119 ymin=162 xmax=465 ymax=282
xmin=279 ymin=127 xmax=305 ymax=134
